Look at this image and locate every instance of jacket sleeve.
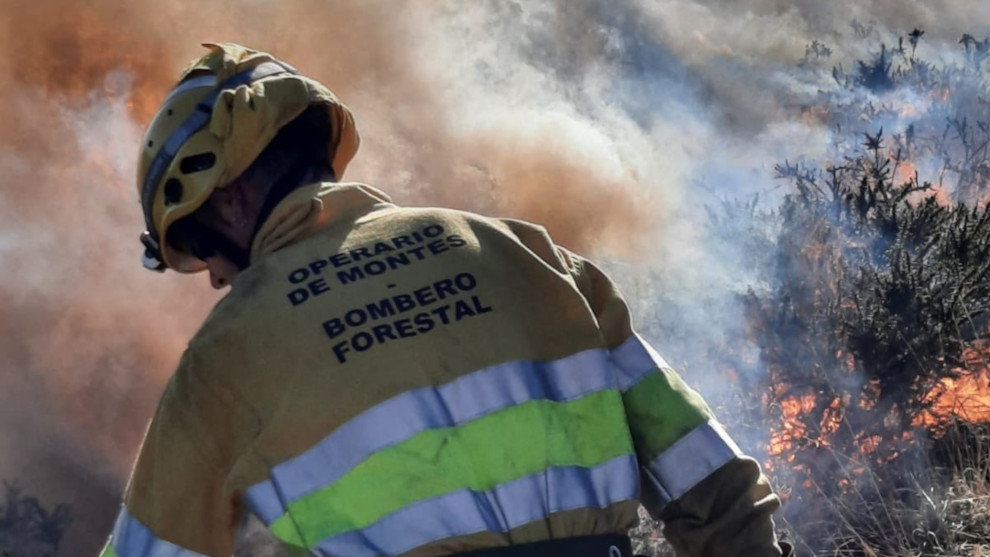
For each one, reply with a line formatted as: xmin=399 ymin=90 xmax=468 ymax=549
xmin=100 ymin=350 xmax=243 ymax=557
xmin=550 ymin=244 xmax=789 ymax=557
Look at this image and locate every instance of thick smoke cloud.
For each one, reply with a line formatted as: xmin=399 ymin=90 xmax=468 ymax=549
xmin=0 ymin=0 xmax=985 ymax=552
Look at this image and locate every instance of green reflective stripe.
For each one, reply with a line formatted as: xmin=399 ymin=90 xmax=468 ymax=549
xmin=99 ymin=543 xmax=119 ymax=557
xmin=621 ymin=367 xmax=712 ymax=459
xmin=271 ymin=389 xmax=632 ymax=547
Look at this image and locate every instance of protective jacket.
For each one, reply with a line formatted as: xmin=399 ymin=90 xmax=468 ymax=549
xmin=102 ymin=182 xmax=787 ymax=557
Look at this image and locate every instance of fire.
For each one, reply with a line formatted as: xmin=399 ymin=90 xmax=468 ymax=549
xmin=899 ymin=102 xmax=920 ymax=119
xmin=916 ymin=343 xmax=990 ymax=428
xmin=895 ymin=159 xmax=917 ymax=185
xmin=767 ymin=343 xmax=990 ymax=460
xmin=928 ymin=371 xmax=990 ymax=422
xmin=858 ymin=434 xmax=882 ymax=454
xmin=767 ymin=393 xmax=805 ymax=456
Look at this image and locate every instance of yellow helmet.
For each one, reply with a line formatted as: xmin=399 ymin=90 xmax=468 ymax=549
xmin=138 ymin=43 xmax=359 ymax=272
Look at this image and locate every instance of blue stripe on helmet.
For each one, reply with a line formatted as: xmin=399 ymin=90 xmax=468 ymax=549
xmin=140 ymin=61 xmax=297 ymax=245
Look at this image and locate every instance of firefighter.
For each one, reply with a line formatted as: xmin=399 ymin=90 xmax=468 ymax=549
xmin=102 ymin=43 xmax=792 ymax=557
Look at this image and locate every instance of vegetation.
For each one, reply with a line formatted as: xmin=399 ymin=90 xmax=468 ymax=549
xmin=755 ymin=132 xmax=990 ymax=556
xmin=0 ymin=482 xmax=71 ymax=557
xmin=759 ymin=28 xmax=990 ymax=555
xmin=632 ymin=26 xmax=990 ymax=556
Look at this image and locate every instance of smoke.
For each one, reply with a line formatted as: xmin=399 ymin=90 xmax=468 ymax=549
xmin=0 ymin=0 xmax=986 ymax=551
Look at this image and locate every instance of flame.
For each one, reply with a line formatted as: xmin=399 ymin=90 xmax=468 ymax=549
xmin=899 ymin=102 xmax=920 ymax=119
xmin=916 ymin=343 xmax=990 ymax=427
xmin=768 ymin=392 xmax=819 ymax=456
xmin=895 ymin=159 xmax=918 ymax=185
xmin=766 ymin=343 xmax=990 ymax=460
xmin=858 ymin=434 xmax=882 ymax=454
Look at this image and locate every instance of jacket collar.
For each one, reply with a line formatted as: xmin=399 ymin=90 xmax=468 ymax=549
xmin=249 ymin=182 xmax=393 ymax=262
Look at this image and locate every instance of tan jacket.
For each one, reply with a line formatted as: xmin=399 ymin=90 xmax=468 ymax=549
xmin=101 ymin=182 xmax=787 ymax=557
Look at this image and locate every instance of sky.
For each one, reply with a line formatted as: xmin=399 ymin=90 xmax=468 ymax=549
xmin=0 ymin=0 xmax=987 ymax=552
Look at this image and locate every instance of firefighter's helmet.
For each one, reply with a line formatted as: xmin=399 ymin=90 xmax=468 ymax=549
xmin=137 ymin=43 xmax=359 ymax=272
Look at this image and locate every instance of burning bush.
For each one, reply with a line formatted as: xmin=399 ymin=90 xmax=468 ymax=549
xmin=755 ymin=126 xmax=990 ymax=466
xmin=631 ymin=24 xmax=990 ymax=557
xmin=727 ymin=29 xmax=990 ymax=556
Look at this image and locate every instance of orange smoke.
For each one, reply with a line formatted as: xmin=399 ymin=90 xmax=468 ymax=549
xmin=0 ymin=0 xmax=659 ymax=551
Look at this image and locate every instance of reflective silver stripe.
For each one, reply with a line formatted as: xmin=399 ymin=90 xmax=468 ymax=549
xmin=610 ymin=333 xmax=672 ymax=391
xmin=244 ymin=481 xmax=284 ymax=525
xmin=642 ymin=419 xmax=742 ymax=506
xmin=245 ymin=347 xmax=621 ymax=522
xmin=109 ymin=506 xmax=209 ymax=557
xmin=313 ymin=455 xmax=640 ymax=557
